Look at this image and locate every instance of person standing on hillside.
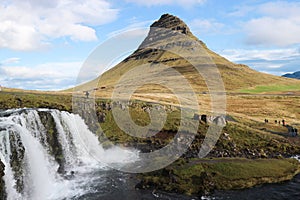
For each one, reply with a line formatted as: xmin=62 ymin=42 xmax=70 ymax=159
xmin=85 ymin=91 xmax=90 ymax=98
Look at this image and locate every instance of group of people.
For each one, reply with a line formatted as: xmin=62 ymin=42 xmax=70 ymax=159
xmin=265 ymin=119 xmax=286 ymax=126
xmin=264 ymin=118 xmax=298 ymax=137
xmin=290 ymin=127 xmax=298 ymax=137
xmin=275 ymin=119 xmax=286 ymax=126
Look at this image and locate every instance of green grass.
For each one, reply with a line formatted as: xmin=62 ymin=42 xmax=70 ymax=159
xmin=98 ymin=103 xmax=184 ymax=144
xmin=0 ymin=91 xmax=72 ymax=111
xmin=204 ymin=158 xmax=298 ymax=180
xmin=139 ymin=158 xmax=300 ymax=195
xmin=203 ymin=158 xmax=300 ymax=190
xmin=239 ymin=84 xmax=300 ymax=93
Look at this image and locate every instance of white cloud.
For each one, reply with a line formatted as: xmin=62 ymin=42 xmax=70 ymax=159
xmin=190 ymin=19 xmax=224 ymax=35
xmin=0 ymin=0 xmax=118 ymax=51
xmin=0 ymin=61 xmax=82 ymax=90
xmin=125 ymin=0 xmax=206 ymax=7
xmin=219 ymin=47 xmax=300 ymax=75
xmin=258 ymin=1 xmax=300 ymax=18
xmin=0 ymin=57 xmax=20 ymax=65
xmin=243 ymin=1 xmax=300 ymax=46
xmin=245 ymin=17 xmax=300 ymax=46
xmin=221 ymin=48 xmax=300 ymax=62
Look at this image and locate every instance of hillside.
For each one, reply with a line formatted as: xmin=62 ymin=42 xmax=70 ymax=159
xmin=76 ymin=13 xmax=300 ymax=103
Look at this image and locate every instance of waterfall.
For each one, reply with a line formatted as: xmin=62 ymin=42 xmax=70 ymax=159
xmin=0 ymin=109 xmax=139 ymax=200
xmin=0 ymin=130 xmax=22 ymax=200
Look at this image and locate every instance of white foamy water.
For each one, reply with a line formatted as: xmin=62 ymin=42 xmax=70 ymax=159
xmin=292 ymin=155 xmax=300 ymax=162
xmin=0 ymin=109 xmax=139 ymax=200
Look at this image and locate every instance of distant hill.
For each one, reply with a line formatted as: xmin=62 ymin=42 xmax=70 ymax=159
xmin=282 ymin=71 xmax=300 ymax=79
xmin=76 ymin=14 xmax=300 ymax=102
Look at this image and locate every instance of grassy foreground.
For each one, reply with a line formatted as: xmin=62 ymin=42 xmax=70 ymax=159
xmin=138 ymin=158 xmax=300 ymax=195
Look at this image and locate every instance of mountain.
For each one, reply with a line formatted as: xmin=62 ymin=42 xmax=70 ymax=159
xmin=283 ymin=71 xmax=300 ymax=79
xmin=77 ymin=14 xmax=300 ymax=102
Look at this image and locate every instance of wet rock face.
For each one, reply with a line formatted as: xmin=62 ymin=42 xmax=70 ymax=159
xmin=9 ymin=131 xmax=25 ymax=193
xmin=38 ymin=111 xmax=65 ymax=173
xmin=73 ymin=100 xmax=100 ymax=133
xmin=0 ymin=160 xmax=5 ymax=200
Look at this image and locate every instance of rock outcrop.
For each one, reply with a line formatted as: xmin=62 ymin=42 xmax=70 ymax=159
xmin=151 ymin=14 xmax=191 ymax=33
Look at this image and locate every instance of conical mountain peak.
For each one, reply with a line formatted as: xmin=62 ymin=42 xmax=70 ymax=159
xmin=150 ymin=13 xmax=191 ymax=35
xmin=82 ymin=13 xmax=299 ymax=101
xmin=137 ymin=13 xmax=200 ymax=51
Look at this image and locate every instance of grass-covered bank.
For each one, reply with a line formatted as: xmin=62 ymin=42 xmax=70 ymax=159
xmin=137 ymin=158 xmax=300 ymax=195
xmin=0 ymin=91 xmax=72 ymax=111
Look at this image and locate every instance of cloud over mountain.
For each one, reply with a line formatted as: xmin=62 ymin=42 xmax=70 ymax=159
xmin=0 ymin=0 xmax=118 ymax=51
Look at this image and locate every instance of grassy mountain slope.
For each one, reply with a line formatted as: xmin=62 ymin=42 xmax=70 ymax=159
xmin=76 ymin=14 xmax=300 ymax=102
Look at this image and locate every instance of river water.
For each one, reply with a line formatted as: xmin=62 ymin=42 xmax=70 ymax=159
xmin=211 ymin=174 xmax=300 ymax=200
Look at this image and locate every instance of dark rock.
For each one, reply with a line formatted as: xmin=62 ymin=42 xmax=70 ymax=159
xmin=97 ymin=112 xmax=106 ymax=123
xmin=200 ymin=114 xmax=207 ymax=123
xmin=150 ymin=14 xmax=191 ymax=36
xmin=38 ymin=111 xmax=65 ymax=173
xmin=0 ymin=159 xmax=6 ymax=200
xmin=9 ymin=130 xmax=25 ymax=193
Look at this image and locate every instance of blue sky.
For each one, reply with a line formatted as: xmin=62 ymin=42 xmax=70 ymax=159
xmin=0 ymin=0 xmax=299 ymax=90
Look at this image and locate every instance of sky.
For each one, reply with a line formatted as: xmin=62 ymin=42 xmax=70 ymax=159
xmin=0 ymin=0 xmax=300 ymax=90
